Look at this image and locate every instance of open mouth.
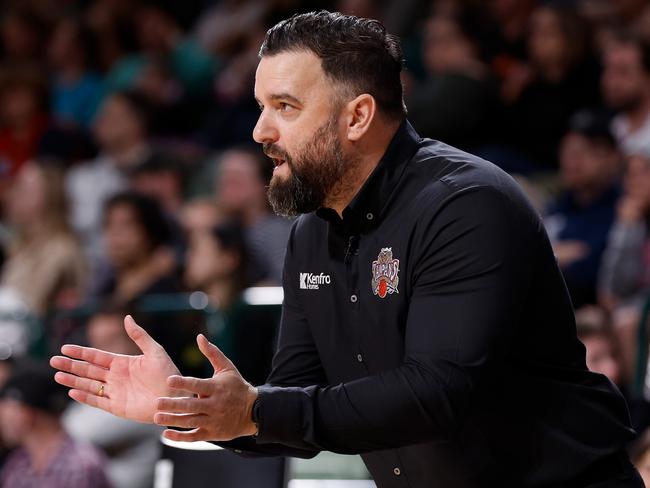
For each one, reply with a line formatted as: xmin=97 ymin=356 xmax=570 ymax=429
xmin=271 ymin=157 xmax=286 ymax=169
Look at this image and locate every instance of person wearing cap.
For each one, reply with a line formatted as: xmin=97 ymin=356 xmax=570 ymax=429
xmin=544 ymin=109 xmax=623 ymax=308
xmin=0 ymin=360 xmax=111 ymax=488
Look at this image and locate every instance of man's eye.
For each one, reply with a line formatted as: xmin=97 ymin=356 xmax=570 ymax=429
xmin=279 ymin=103 xmax=294 ymax=112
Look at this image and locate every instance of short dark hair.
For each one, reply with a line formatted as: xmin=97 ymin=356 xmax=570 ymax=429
xmin=104 ymin=191 xmax=172 ymax=251
xmin=260 ymin=10 xmax=406 ymax=120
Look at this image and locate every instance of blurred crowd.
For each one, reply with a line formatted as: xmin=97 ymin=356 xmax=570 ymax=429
xmin=1 ymin=0 xmax=650 ymax=486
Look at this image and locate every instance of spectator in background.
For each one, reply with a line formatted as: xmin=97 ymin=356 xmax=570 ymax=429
xmin=1 ymin=161 xmax=86 ymax=317
xmin=0 ymin=67 xmax=49 ymax=183
xmin=94 ymin=192 xmax=197 ymax=371
xmin=181 ymin=197 xmax=222 ymax=237
xmin=406 ymin=9 xmax=497 ymax=150
xmin=495 ymin=4 xmax=600 ymax=172
xmin=63 ymin=305 xmax=162 ymax=488
xmin=130 ymin=152 xmax=186 ymax=221
xmin=47 ymin=16 xmax=104 ymax=129
xmin=66 ymin=91 xmax=153 ymax=270
xmin=95 ymin=191 xmax=178 ymax=306
xmin=213 ymin=146 xmax=292 ymax=284
xmin=185 ymin=221 xmax=278 ymax=386
xmin=544 ymin=110 xmax=622 ymax=308
xmin=601 ymin=32 xmax=650 ymax=157
xmin=0 ymin=8 xmax=46 ymax=64
xmin=599 ymin=151 xmax=650 ymax=383
xmin=0 ymin=360 xmax=111 ymax=488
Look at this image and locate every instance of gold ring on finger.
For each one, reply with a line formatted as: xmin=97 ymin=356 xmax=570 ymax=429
xmin=97 ymin=383 xmax=105 ymax=397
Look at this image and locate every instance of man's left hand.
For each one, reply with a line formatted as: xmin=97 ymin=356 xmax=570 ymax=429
xmin=154 ymin=334 xmax=258 ymax=442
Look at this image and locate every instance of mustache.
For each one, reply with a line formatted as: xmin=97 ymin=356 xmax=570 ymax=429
xmin=263 ymin=143 xmax=290 ymax=161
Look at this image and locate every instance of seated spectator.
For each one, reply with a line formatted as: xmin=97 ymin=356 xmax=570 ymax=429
xmin=495 ymin=4 xmax=600 ymax=171
xmin=0 ymin=67 xmax=49 ymax=184
xmin=601 ymin=31 xmax=650 ymax=157
xmin=63 ymin=305 xmax=162 ymax=488
xmin=0 ymin=360 xmax=111 ymax=488
xmin=599 ymin=152 xmax=650 ymax=384
xmin=544 ymin=110 xmax=622 ymax=307
xmin=185 ymin=221 xmax=279 ymax=386
xmin=94 ymin=191 xmax=179 ymax=306
xmin=47 ymin=16 xmax=105 ymax=129
xmin=406 ymin=9 xmax=497 ymax=150
xmin=1 ymin=161 xmax=86 ymax=317
xmin=213 ymin=146 xmax=292 ymax=284
xmin=66 ymin=90 xmax=154 ymax=271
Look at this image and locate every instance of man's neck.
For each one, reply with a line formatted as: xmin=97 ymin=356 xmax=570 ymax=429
xmin=326 ymin=121 xmax=401 ymax=217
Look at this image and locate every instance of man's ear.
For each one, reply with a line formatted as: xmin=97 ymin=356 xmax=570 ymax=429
xmin=344 ymin=93 xmax=376 ymax=142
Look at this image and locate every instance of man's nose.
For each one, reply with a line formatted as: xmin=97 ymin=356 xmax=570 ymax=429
xmin=252 ymin=111 xmax=279 ymax=144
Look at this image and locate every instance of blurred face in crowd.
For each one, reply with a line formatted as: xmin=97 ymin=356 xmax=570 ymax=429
xmin=47 ymin=19 xmax=83 ymax=70
xmin=215 ymin=150 xmax=267 ymax=215
xmin=559 ymin=134 xmax=619 ymax=192
xmin=528 ymin=7 xmax=567 ymax=69
xmin=87 ymin=313 xmax=139 ymax=355
xmin=624 ymin=155 xmax=650 ymax=208
xmin=0 ymin=398 xmax=33 ymax=447
xmin=423 ymin=16 xmax=476 ymax=74
xmin=582 ymin=333 xmax=621 ymax=385
xmin=182 ymin=199 xmax=221 ymax=236
xmin=185 ymin=231 xmax=239 ymax=289
xmin=93 ymin=95 xmax=145 ymax=153
xmin=0 ymin=85 xmax=39 ymax=129
xmin=5 ymin=163 xmax=47 ymax=228
xmin=602 ymin=41 xmax=650 ymax=111
xmin=104 ymin=203 xmax=152 ymax=269
xmin=253 ymin=50 xmax=352 ymax=216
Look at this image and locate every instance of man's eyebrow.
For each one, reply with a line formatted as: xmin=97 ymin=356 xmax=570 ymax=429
xmin=268 ymin=93 xmax=303 ymax=105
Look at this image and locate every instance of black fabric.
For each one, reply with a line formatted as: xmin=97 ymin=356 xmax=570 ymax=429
xmin=218 ymin=121 xmax=637 ymax=487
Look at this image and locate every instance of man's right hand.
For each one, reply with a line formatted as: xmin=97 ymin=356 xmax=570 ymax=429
xmin=50 ymin=315 xmax=182 ymax=424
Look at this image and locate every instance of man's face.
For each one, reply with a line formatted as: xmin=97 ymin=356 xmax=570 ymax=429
xmin=601 ymin=43 xmax=649 ymax=111
xmin=253 ymin=50 xmax=352 ymax=216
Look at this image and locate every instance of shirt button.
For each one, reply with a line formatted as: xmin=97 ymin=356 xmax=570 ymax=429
xmin=366 ymin=212 xmax=374 ymax=220
xmin=357 ymin=354 xmax=363 ymax=362
xmin=393 ymin=467 xmax=401 ymax=476
xmin=350 ymin=294 xmax=358 ymax=303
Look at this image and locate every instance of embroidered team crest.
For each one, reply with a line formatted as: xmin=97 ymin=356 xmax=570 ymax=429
xmin=371 ymin=248 xmax=400 ymax=298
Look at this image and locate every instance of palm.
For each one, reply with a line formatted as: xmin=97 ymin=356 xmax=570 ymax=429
xmin=104 ymin=348 xmax=180 ymax=423
xmin=51 ymin=316 xmax=181 ymax=424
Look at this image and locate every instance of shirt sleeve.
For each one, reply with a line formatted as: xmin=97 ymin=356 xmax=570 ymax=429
xmin=250 ymin=187 xmax=540 ymax=454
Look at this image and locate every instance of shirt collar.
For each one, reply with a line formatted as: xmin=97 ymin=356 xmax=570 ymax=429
xmin=316 ymin=119 xmax=421 ymax=233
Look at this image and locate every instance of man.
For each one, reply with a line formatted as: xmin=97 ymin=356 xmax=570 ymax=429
xmin=601 ymin=31 xmax=650 ymax=157
xmin=544 ymin=110 xmax=622 ymax=308
xmin=0 ymin=360 xmax=111 ymax=488
xmin=51 ymin=11 xmax=642 ymax=487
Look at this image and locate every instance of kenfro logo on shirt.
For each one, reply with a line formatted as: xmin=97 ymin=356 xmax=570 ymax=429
xmin=372 ymin=247 xmax=400 ymax=298
xmin=299 ymin=272 xmax=331 ymax=290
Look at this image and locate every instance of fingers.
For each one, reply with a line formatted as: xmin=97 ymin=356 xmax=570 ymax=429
xmin=163 ymin=427 xmax=211 ymax=442
xmin=50 ymin=356 xmax=108 ymax=383
xmin=197 ymin=334 xmax=235 ymax=373
xmin=68 ymin=389 xmax=112 ymax=412
xmin=167 ymin=375 xmax=213 ymax=396
xmin=154 ymin=412 xmax=207 ymax=429
xmin=124 ymin=315 xmax=161 ymax=356
xmin=54 ymin=372 xmax=108 ymax=398
xmin=59 ymin=344 xmax=114 ymax=369
xmin=157 ymin=396 xmax=206 ymax=414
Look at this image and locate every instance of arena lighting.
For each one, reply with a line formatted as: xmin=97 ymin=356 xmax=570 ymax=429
xmin=243 ymin=286 xmax=284 ymax=305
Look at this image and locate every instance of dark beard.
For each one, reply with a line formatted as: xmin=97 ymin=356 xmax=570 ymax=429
xmin=265 ymin=116 xmax=347 ymax=217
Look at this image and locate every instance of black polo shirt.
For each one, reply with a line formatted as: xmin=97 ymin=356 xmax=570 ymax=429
xmin=221 ymin=121 xmax=636 ymax=487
